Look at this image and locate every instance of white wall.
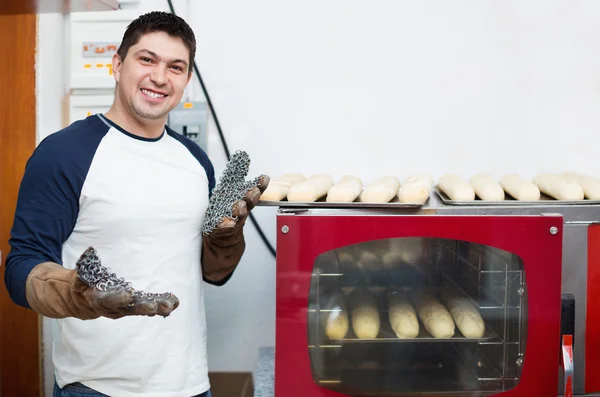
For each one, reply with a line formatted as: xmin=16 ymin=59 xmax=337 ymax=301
xmin=36 ymin=0 xmax=600 ymax=393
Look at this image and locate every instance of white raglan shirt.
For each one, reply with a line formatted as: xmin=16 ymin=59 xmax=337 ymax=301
xmin=4 ymin=114 xmax=218 ymax=397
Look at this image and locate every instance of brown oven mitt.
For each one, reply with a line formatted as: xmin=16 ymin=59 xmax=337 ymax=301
xmin=25 ymin=247 xmax=180 ymax=320
xmin=202 ymin=175 xmax=269 ymax=282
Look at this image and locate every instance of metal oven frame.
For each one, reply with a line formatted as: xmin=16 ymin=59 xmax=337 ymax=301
xmin=268 ymin=194 xmax=600 ymax=397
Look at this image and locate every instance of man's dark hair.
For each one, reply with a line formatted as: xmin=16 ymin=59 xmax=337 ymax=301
xmin=117 ymin=11 xmax=196 ymax=73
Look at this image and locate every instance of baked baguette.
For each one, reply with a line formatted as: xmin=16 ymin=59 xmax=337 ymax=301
xmin=563 ymin=172 xmax=600 ymax=200
xmin=533 ymin=173 xmax=584 ymax=200
xmin=397 ymin=174 xmax=432 ymax=204
xmin=410 ymin=290 xmax=455 ymax=338
xmin=326 ymin=175 xmax=363 ymax=202
xmin=440 ymin=288 xmax=485 ymax=338
xmin=387 ymin=287 xmax=419 ymax=338
xmin=469 ymin=173 xmax=505 ymax=201
xmin=359 ymin=176 xmax=401 ymax=203
xmin=324 ymin=308 xmax=349 ymax=340
xmin=437 ymin=174 xmax=475 ymax=201
xmin=287 ymin=174 xmax=334 ymax=202
xmin=350 ymin=290 xmax=380 ymax=339
xmin=499 ymin=174 xmax=540 ymax=201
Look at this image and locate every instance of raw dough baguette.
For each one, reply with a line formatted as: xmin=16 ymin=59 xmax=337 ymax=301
xmin=387 ymin=288 xmax=419 ymax=338
xmin=324 ymin=308 xmax=349 ymax=340
xmin=499 ymin=174 xmax=540 ymax=201
xmin=357 ymin=250 xmax=378 ymax=270
xmin=336 ymin=248 xmax=355 ymax=266
xmin=563 ymin=172 xmax=600 ymax=199
xmin=533 ymin=173 xmax=584 ymax=200
xmin=440 ymin=289 xmax=485 ymax=338
xmin=287 ymin=174 xmax=334 ymax=202
xmin=437 ymin=174 xmax=475 ymax=201
xmin=359 ymin=176 xmax=401 ymax=203
xmin=336 ymin=247 xmax=359 ymax=272
xmin=260 ymin=173 xmax=307 ymax=201
xmin=382 ymin=238 xmax=424 ymax=268
xmin=327 ymin=175 xmax=363 ymax=202
xmin=350 ymin=291 xmax=380 ymax=339
xmin=469 ymin=173 xmax=505 ymax=201
xmin=410 ymin=290 xmax=455 ymax=338
xmin=397 ymin=174 xmax=433 ymax=204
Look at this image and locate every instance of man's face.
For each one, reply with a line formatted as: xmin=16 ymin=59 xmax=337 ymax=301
xmin=112 ymin=31 xmax=192 ymax=122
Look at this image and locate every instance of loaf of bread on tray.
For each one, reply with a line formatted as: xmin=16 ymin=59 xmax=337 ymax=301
xmin=260 ymin=173 xmax=306 ymax=201
xmin=287 ymin=174 xmax=334 ymax=202
xmin=533 ymin=173 xmax=584 ymax=200
xmin=324 ymin=294 xmax=350 ymax=340
xmin=397 ymin=174 xmax=432 ymax=204
xmin=563 ymin=172 xmax=600 ymax=200
xmin=440 ymin=287 xmax=485 ymax=338
xmin=409 ymin=290 xmax=455 ymax=338
xmin=468 ymin=173 xmax=505 ymax=201
xmin=350 ymin=288 xmax=381 ymax=339
xmin=326 ymin=175 xmax=363 ymax=202
xmin=499 ymin=174 xmax=540 ymax=201
xmin=437 ymin=174 xmax=475 ymax=201
xmin=387 ymin=287 xmax=419 ymax=338
xmin=358 ymin=176 xmax=401 ymax=203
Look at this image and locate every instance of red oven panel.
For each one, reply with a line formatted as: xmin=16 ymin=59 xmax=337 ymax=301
xmin=585 ymin=224 xmax=600 ymax=394
xmin=275 ymin=214 xmax=563 ymax=397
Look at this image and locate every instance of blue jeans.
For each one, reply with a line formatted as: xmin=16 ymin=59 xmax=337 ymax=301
xmin=53 ymin=381 xmax=212 ymax=397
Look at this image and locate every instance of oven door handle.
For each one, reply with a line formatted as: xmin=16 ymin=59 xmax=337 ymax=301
xmin=561 ymin=293 xmax=575 ymax=397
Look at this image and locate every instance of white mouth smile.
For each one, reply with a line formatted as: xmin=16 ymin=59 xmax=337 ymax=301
xmin=141 ymin=89 xmax=166 ymax=99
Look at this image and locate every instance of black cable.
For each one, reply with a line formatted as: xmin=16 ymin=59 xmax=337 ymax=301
xmin=166 ymin=0 xmax=276 ymax=257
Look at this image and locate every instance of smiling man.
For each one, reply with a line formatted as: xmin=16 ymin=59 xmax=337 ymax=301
xmin=3 ymin=11 xmax=268 ymax=397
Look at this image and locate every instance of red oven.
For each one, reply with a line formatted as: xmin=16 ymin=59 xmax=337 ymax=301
xmin=274 ymin=208 xmax=567 ymax=397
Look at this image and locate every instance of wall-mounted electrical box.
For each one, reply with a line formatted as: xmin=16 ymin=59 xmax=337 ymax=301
xmin=168 ymin=102 xmax=209 ymax=152
xmin=68 ymin=94 xmax=115 ymax=124
xmin=69 ymin=10 xmax=140 ymax=90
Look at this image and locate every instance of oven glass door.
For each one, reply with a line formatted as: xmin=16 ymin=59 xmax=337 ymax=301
xmin=309 ymin=238 xmax=525 ymax=394
xmin=275 ymin=214 xmax=562 ymax=397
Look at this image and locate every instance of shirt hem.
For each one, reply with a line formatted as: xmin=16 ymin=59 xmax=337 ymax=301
xmin=79 ymin=380 xmax=210 ymax=397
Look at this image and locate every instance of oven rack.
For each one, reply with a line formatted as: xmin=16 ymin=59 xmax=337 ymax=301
xmin=312 ymin=345 xmax=518 ymax=392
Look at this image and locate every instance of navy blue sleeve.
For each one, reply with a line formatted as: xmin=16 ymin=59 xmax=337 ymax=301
xmin=4 ymin=117 xmax=108 ymax=308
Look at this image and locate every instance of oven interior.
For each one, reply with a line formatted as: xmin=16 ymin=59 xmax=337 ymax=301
xmin=307 ymin=237 xmax=528 ymax=396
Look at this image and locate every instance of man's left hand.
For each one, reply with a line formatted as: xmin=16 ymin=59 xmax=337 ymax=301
xmin=202 ymin=175 xmax=270 ymax=282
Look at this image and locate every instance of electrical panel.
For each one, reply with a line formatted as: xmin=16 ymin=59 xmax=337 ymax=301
xmin=69 ymin=10 xmax=140 ymax=90
xmin=168 ymin=101 xmax=209 ymax=152
xmin=68 ymin=94 xmax=115 ymax=124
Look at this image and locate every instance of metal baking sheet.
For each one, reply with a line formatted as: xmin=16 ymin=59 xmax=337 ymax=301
xmin=328 ymin=323 xmax=497 ymax=344
xmin=435 ymin=187 xmax=600 ymax=206
xmin=258 ymin=196 xmax=427 ymax=209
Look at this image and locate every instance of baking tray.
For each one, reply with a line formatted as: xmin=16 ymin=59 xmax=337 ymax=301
xmin=435 ymin=186 xmax=600 ymax=206
xmin=327 ymin=321 xmax=497 ymax=344
xmin=258 ymin=196 xmax=427 ymax=209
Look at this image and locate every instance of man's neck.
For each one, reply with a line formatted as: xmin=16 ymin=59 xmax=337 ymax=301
xmin=104 ymin=104 xmax=166 ymax=140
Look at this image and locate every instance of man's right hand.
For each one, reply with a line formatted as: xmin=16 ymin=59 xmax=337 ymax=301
xmin=25 ymin=248 xmax=179 ymax=320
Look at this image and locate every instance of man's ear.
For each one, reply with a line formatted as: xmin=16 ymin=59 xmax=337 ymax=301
xmin=112 ymin=54 xmax=123 ymax=83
